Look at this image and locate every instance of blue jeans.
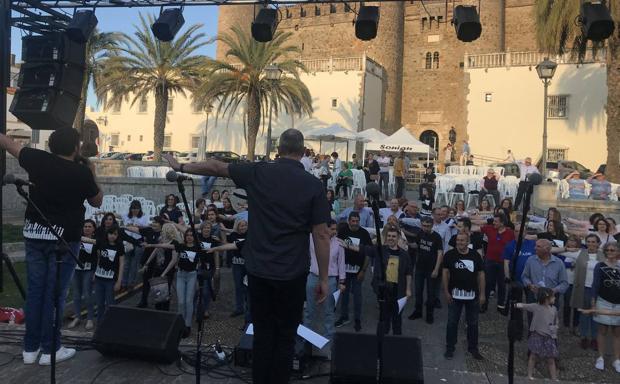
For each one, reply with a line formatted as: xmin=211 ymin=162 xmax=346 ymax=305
xmin=122 ymin=246 xmax=143 ymax=288
xmin=176 ymin=270 xmax=197 ymax=327
xmin=201 ymin=176 xmax=217 ymax=198
xmin=484 ymin=260 xmax=506 ymax=307
xmin=414 ymin=270 xmax=437 ymax=313
xmin=304 ymin=274 xmax=338 ymax=340
xmin=579 ymin=287 xmax=598 ymax=339
xmin=95 ymin=278 xmax=115 ymax=325
xmin=24 ymin=240 xmax=79 ymax=354
xmin=340 ymin=274 xmax=362 ymax=321
xmin=72 ymin=269 xmax=95 ymax=321
xmin=446 ymin=298 xmax=480 ymax=352
xmin=379 ymin=172 xmax=389 ymax=199
xmin=232 ymin=263 xmax=248 ymax=314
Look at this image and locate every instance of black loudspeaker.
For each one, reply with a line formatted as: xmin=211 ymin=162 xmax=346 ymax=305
xmin=581 ymin=1 xmax=615 ymax=42
xmin=453 ymin=5 xmax=482 ymax=42
xmin=10 ymin=89 xmax=80 ymax=130
xmin=252 ymin=8 xmax=278 ymax=42
xmin=152 ymin=8 xmax=185 ymax=42
xmin=355 ymin=6 xmax=380 ymax=41
xmin=93 ymin=306 xmax=184 ymax=364
xmin=66 ymin=10 xmax=99 ymax=43
xmin=17 ymin=63 xmax=85 ymax=96
xmin=331 ymin=332 xmax=424 ymax=384
xmin=21 ymin=33 xmax=86 ymax=66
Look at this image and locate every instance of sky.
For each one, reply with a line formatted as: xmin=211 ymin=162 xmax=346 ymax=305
xmin=10 ymin=6 xmax=221 ymax=109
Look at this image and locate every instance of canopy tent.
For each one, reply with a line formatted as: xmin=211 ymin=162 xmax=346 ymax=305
xmin=305 ymin=124 xmax=359 ymax=159
xmin=364 ymin=127 xmax=436 ymax=165
xmin=356 ymin=128 xmax=388 ymax=143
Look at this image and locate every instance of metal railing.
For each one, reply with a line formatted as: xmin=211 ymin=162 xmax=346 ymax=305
xmin=465 ymin=48 xmax=606 ymax=69
xmin=230 ymin=56 xmax=364 ymax=73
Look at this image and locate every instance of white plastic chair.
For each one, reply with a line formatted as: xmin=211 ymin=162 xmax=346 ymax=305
xmin=350 ymin=169 xmax=366 ymax=198
xmin=388 ymin=168 xmax=395 ymax=197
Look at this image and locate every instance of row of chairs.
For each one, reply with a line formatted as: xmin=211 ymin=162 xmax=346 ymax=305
xmin=126 ymin=166 xmax=172 ymax=178
xmin=434 ymin=175 xmax=520 ymax=208
xmin=446 ymin=165 xmax=506 ymax=177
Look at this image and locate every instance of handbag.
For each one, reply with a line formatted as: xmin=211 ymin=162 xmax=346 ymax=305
xmin=148 ymin=276 xmax=170 ymax=304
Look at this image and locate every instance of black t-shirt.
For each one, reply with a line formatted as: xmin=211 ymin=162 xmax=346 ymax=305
xmin=443 ymin=249 xmax=483 ymax=299
xmin=413 ymin=228 xmax=443 ymax=272
xmin=77 ymin=240 xmax=96 ymax=271
xmin=148 ymin=246 xmax=173 ymax=275
xmin=172 ymin=241 xmax=210 ymax=272
xmin=338 ymin=226 xmax=372 ymax=275
xmin=227 ymin=232 xmax=247 ymax=265
xmin=423 ymin=173 xmax=436 ymax=183
xmin=537 ymin=232 xmax=568 ymax=246
xmin=596 ymin=263 xmax=620 ymax=304
xmin=94 ymin=240 xmax=125 ymax=281
xmin=448 ymin=232 xmax=484 ymax=251
xmin=19 ymin=148 xmax=99 ymax=242
xmin=160 ymin=206 xmax=183 ymax=223
xmin=229 ymin=158 xmax=331 ymax=280
xmin=220 ymin=208 xmax=238 ymax=229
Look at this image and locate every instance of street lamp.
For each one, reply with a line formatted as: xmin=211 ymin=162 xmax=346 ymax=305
xmin=264 ymin=64 xmax=282 ymax=160
xmin=200 ymin=104 xmax=213 ymax=161
xmin=535 ymin=57 xmax=557 ymax=178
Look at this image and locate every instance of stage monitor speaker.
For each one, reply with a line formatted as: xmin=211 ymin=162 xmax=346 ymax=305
xmin=17 ymin=62 xmax=85 ymax=97
xmin=453 ymin=5 xmax=482 ymax=42
xmin=21 ymin=33 xmax=86 ymax=67
xmin=9 ymin=88 xmax=80 ymax=131
xmin=92 ymin=306 xmax=184 ymax=364
xmin=331 ymin=332 xmax=424 ymax=384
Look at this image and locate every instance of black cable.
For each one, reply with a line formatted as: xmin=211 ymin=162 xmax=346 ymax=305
xmin=0 ymin=351 xmax=17 ymax=368
xmin=89 ymin=359 xmax=129 ymax=384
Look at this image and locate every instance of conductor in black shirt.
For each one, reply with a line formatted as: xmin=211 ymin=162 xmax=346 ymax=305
xmin=164 ymin=129 xmax=331 ymax=384
xmin=0 ymin=128 xmax=102 ymax=365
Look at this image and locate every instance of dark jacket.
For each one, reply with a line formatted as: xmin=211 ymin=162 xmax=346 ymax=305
xmin=372 ymin=246 xmax=412 ymax=298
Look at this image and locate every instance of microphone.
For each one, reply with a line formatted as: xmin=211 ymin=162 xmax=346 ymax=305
xmin=2 ymin=174 xmax=35 ymax=187
xmin=366 ymin=181 xmax=381 ymax=201
xmin=165 ymin=170 xmax=193 ymax=183
xmin=525 ymin=172 xmax=543 ymax=185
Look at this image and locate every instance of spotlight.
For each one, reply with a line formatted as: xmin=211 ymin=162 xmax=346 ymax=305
xmin=252 ymin=8 xmax=278 ymax=42
xmin=452 ymin=5 xmax=482 ymax=42
xmin=355 ymin=6 xmax=380 ymax=41
xmin=66 ymin=10 xmax=98 ymax=43
xmin=152 ymin=8 xmax=185 ymax=42
xmin=580 ymin=1 xmax=615 ymax=42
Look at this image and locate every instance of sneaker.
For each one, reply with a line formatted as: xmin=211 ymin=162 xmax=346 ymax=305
xmin=408 ymin=311 xmax=422 ymax=320
xmin=354 ymin=320 xmax=362 ymax=332
xmin=444 ymin=350 xmax=454 ymax=360
xmin=613 ymin=359 xmax=620 ymax=373
xmin=335 ymin=318 xmax=350 ymax=328
xmin=595 ymin=356 xmax=604 ymax=371
xmin=580 ymin=338 xmax=589 ymax=350
xmin=591 ymin=339 xmax=598 ymax=351
xmin=85 ymin=320 xmax=94 ymax=331
xmin=425 ymin=312 xmax=434 ymax=324
xmin=469 ymin=350 xmax=484 ymax=361
xmin=67 ymin=318 xmax=80 ymax=329
xmin=39 ymin=347 xmax=76 ymax=366
xmin=22 ymin=349 xmax=40 ymax=365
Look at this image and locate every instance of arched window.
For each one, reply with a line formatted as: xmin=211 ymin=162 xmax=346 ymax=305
xmin=420 ymin=130 xmax=439 ymax=152
xmin=425 ymin=52 xmax=432 ymax=69
xmin=433 ymin=52 xmax=440 ymax=69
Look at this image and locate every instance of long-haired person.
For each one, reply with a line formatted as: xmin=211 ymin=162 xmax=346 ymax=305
xmin=67 ymin=220 xmax=98 ymax=331
xmin=228 ymin=220 xmax=249 ymax=319
xmin=139 ymin=223 xmax=179 ymax=311
xmin=121 ymin=200 xmax=149 ymax=290
xmin=159 ymin=194 xmax=184 ymax=224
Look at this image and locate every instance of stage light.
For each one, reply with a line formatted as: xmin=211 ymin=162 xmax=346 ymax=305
xmin=355 ymin=6 xmax=380 ymax=41
xmin=452 ymin=5 xmax=482 ymax=42
xmin=66 ymin=10 xmax=98 ymax=43
xmin=580 ymin=1 xmax=615 ymax=42
xmin=252 ymin=8 xmax=278 ymax=42
xmin=152 ymin=8 xmax=185 ymax=42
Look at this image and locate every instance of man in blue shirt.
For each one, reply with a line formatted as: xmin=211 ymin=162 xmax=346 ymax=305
xmin=338 ymin=194 xmax=374 ymax=228
xmin=503 ymin=227 xmax=538 ymax=284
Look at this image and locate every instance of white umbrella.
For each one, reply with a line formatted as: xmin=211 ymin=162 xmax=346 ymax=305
xmin=305 ymin=124 xmax=359 ymax=159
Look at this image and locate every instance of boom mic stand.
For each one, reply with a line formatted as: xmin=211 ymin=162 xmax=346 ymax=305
xmin=367 ymin=181 xmax=388 ymax=383
xmin=11 ymin=184 xmax=84 ymax=384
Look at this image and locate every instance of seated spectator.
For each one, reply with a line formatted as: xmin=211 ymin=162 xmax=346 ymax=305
xmin=210 ymin=189 xmax=221 ymax=204
xmin=478 ymin=199 xmax=492 ymax=214
xmin=499 ymin=198 xmax=517 ymax=224
xmin=479 ymin=169 xmax=500 ymax=206
xmin=380 ymin=199 xmax=403 ymax=224
xmin=588 ymin=172 xmax=612 ymax=200
xmin=193 ymin=198 xmax=207 ymax=224
xmin=335 ymin=163 xmax=354 ymax=200
xmin=160 ymin=194 xmax=184 ymax=224
xmin=565 ymin=171 xmax=587 ymax=199
xmin=419 ymin=166 xmax=436 ymax=197
xmin=537 ymin=219 xmax=568 ymax=247
xmin=454 ymin=200 xmax=467 ymax=218
xmin=338 ymin=194 xmax=374 ymax=228
xmin=220 ymin=197 xmax=237 ymax=229
xmin=326 ymin=189 xmax=341 ymax=217
xmin=567 ymin=218 xmax=614 ymax=249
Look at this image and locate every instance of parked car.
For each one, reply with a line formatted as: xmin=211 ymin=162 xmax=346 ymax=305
xmin=487 ymin=162 xmax=521 ymax=178
xmin=97 ymin=152 xmax=118 ymax=159
xmin=536 ymin=159 xmax=593 ymax=180
xmin=143 ymin=150 xmax=180 ymax=161
xmin=177 ymin=151 xmax=198 ymax=163
xmin=124 ymin=153 xmax=145 ymax=161
xmin=205 ymin=151 xmax=243 ymax=163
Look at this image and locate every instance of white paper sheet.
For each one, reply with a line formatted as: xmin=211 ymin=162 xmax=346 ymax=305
xmin=246 ymin=323 xmax=254 ymax=335
xmin=296 ymin=325 xmax=330 ymax=349
xmin=397 ymin=297 xmax=408 ymax=314
xmin=333 ymin=290 xmax=341 ymax=306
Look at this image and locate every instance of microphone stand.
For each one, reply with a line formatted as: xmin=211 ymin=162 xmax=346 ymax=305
xmin=173 ymin=177 xmax=205 ymax=383
xmin=12 ymin=184 xmax=83 ymax=384
xmin=506 ymin=180 xmax=533 ymax=384
xmin=369 ymin=192 xmax=388 ymax=383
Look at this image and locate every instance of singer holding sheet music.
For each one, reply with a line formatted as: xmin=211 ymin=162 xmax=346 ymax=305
xmin=0 ymin=128 xmax=102 ymax=365
xmin=164 ymin=128 xmax=331 ymax=384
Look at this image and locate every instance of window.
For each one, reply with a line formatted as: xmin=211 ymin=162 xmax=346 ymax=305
xmin=191 ymin=136 xmax=201 ymax=149
xmin=419 ymin=130 xmax=439 ymax=152
xmin=111 ymin=134 xmax=119 ymax=146
xmin=331 ymin=98 xmax=338 ymax=109
xmin=138 ymin=97 xmax=147 ymax=113
xmin=429 ymin=16 xmax=435 ymax=29
xmin=330 ymin=4 xmax=336 ymax=13
xmin=127 ymin=135 xmax=131 ymax=142
xmin=192 ymin=103 xmax=202 ymax=114
xmin=315 ymin=6 xmax=320 ymax=16
xmin=139 ymin=135 xmax=143 ymax=142
xmin=164 ymin=135 xmax=172 ymax=148
xmin=425 ymin=52 xmax=432 ymax=69
xmin=31 ymin=129 xmax=40 ymax=144
xmin=548 ymin=95 xmax=569 ymax=118
xmin=485 ymin=93 xmax=492 ymax=102
xmin=344 ymin=3 xmax=352 ymax=12
xmin=437 ymin=16 xmax=443 ymax=25
xmin=111 ymin=103 xmax=121 ymax=113
xmin=433 ymin=52 xmax=439 ymax=69
xmin=300 ymin=7 xmax=306 ymax=17
xmin=548 ymin=148 xmax=568 ymax=162
xmin=286 ymin=9 xmax=291 ymax=18
xmin=167 ymin=97 xmax=174 ymax=113
xmin=421 ymin=17 xmax=427 ymax=31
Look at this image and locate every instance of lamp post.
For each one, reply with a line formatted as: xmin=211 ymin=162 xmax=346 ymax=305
xmin=264 ymin=64 xmax=282 ymax=160
xmin=535 ymin=57 xmax=557 ymax=178
xmin=200 ymin=105 xmax=213 ymax=161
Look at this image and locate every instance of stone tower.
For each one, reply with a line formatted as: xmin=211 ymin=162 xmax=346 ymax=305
xmin=216 ymin=5 xmax=256 ymax=60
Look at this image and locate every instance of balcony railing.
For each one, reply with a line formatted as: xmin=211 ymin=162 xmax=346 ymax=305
xmin=465 ymin=48 xmax=606 ymax=69
xmin=230 ymin=56 xmax=364 ymax=73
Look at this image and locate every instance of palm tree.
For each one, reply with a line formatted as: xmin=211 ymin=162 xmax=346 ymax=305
xmin=534 ymin=1 xmax=619 ymax=182
xmin=192 ymin=26 xmax=313 ymax=160
xmin=95 ymin=14 xmax=210 ymax=161
xmin=73 ymin=30 xmax=120 ymax=134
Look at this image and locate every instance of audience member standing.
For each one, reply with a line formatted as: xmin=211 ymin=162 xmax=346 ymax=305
xmin=514 ymin=157 xmax=540 ymax=210
xmin=338 ymin=194 xmax=374 ymax=228
xmin=377 ymin=150 xmax=391 ymax=199
xmin=394 ymin=150 xmax=406 ymax=198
